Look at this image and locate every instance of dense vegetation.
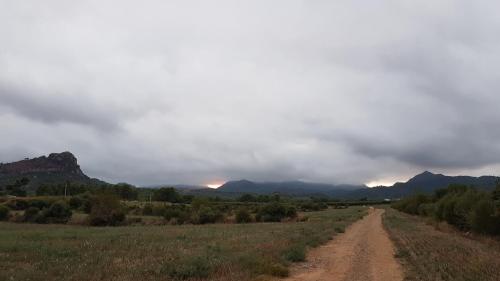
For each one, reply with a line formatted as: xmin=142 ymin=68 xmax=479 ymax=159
xmin=36 ymin=182 xmax=139 ymax=200
xmin=1 ymin=177 xmax=379 ymax=228
xmin=0 ymin=188 xmax=331 ymax=227
xmin=392 ymin=183 xmax=500 ymax=235
xmin=0 ymin=177 xmax=29 ymax=197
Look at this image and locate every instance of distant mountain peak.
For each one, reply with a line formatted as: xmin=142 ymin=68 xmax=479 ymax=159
xmin=408 ymin=171 xmax=442 ymax=182
xmin=0 ymin=151 xmax=85 ymax=176
xmin=0 ymin=151 xmax=106 ymax=190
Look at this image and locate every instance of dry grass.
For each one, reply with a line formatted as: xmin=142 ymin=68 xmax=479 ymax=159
xmin=383 ymin=208 xmax=500 ymax=281
xmin=0 ymin=207 xmax=366 ymax=281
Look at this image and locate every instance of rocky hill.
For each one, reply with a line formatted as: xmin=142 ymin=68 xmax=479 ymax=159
xmin=0 ymin=152 xmax=106 ymax=190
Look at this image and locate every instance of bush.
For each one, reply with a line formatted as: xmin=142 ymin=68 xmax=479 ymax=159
xmin=88 ymin=193 xmax=126 ymax=226
xmin=468 ymin=199 xmax=497 ymax=234
xmin=283 ymin=244 xmax=306 ymax=262
xmin=238 ymin=194 xmax=257 ymax=202
xmin=417 ymin=203 xmax=435 ymax=216
xmin=23 ymin=207 xmax=40 ymax=222
xmin=43 ymin=201 xmax=72 ymax=223
xmin=28 ymin=199 xmax=51 ymax=210
xmin=152 ymin=205 xmax=167 ymax=216
xmin=142 ymin=203 xmax=153 ymax=216
xmin=285 ymin=206 xmax=297 ymax=218
xmin=194 ymin=207 xmax=223 ymax=224
xmin=0 ymin=205 xmax=10 ymax=221
xmin=299 ymin=202 xmax=328 ymax=212
xmin=235 ymin=208 xmax=252 ymax=223
xmin=69 ymin=196 xmax=83 ymax=209
xmin=162 ymin=256 xmax=212 ymax=279
xmin=394 ymin=184 xmax=500 ymax=236
xmin=335 ymin=226 xmax=345 ymax=233
xmin=6 ymin=199 xmax=29 ymax=210
xmin=163 ymin=206 xmax=191 ymax=224
xmin=256 ymin=203 xmax=295 ymax=222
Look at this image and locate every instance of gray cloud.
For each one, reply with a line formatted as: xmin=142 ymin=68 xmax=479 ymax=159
xmin=1 ymin=1 xmax=500 ymax=186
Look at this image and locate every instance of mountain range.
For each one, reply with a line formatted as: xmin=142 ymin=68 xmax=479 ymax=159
xmin=216 ymin=171 xmax=499 ymax=199
xmin=1 ymin=152 xmax=498 ymax=199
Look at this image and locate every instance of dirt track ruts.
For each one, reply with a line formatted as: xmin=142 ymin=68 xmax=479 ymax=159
xmin=283 ymin=208 xmax=403 ymax=281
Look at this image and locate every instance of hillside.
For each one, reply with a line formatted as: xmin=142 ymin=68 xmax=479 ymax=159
xmin=347 ymin=171 xmax=498 ymax=199
xmin=0 ymin=152 xmax=107 ymax=191
xmin=218 ymin=180 xmax=364 ymax=197
xmin=216 ymin=172 xmax=499 ymax=199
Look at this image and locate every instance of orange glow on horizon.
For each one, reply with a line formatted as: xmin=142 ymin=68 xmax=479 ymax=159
xmin=365 ymin=180 xmax=396 ymax=188
xmin=206 ymin=183 xmax=223 ymax=189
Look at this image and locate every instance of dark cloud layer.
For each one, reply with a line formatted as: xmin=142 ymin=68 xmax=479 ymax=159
xmin=1 ymin=1 xmax=500 ymax=186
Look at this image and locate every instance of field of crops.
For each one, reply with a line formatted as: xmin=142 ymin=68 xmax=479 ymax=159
xmin=383 ymin=208 xmax=500 ymax=281
xmin=0 ymin=206 xmax=366 ymax=281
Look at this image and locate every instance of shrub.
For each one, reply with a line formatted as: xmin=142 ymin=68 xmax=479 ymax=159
xmin=88 ymin=193 xmax=126 ymax=226
xmin=256 ymin=203 xmax=291 ymax=222
xmin=0 ymin=205 xmax=10 ymax=221
xmin=417 ymin=203 xmax=435 ymax=216
xmin=283 ymin=244 xmax=306 ymax=262
xmin=69 ymin=196 xmax=83 ymax=209
xmin=23 ymin=207 xmax=40 ymax=222
xmin=468 ymin=199 xmax=496 ymax=234
xmin=238 ymin=194 xmax=257 ymax=202
xmin=152 ymin=205 xmax=167 ymax=216
xmin=142 ymin=203 xmax=153 ymax=216
xmin=28 ymin=199 xmax=51 ymax=210
xmin=6 ymin=199 xmax=29 ymax=210
xmin=162 ymin=256 xmax=212 ymax=279
xmin=191 ymin=197 xmax=210 ymax=210
xmin=194 ymin=207 xmax=223 ymax=224
xmin=163 ymin=205 xmax=190 ymax=224
xmin=81 ymin=196 xmax=92 ymax=214
xmin=394 ymin=184 xmax=500 ymax=236
xmin=235 ymin=208 xmax=252 ymax=223
xmin=335 ymin=226 xmax=345 ymax=233
xmin=42 ymin=201 xmax=72 ymax=223
xmin=299 ymin=202 xmax=328 ymax=211
xmin=285 ymin=206 xmax=297 ymax=218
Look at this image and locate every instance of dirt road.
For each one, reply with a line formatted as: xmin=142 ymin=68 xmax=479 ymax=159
xmin=283 ymin=208 xmax=403 ymax=281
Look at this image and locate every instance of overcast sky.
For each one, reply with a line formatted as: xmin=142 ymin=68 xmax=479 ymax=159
xmin=1 ymin=1 xmax=500 ymax=187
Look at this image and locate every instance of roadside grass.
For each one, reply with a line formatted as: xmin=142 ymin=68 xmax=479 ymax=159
xmin=0 ymin=207 xmax=366 ymax=281
xmin=383 ymin=208 xmax=500 ymax=281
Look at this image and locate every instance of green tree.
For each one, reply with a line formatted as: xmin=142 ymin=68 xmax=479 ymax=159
xmin=88 ymin=193 xmax=126 ymax=226
xmin=152 ymin=187 xmax=181 ymax=202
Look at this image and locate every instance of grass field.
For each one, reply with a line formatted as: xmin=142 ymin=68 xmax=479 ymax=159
xmin=0 ymin=207 xmax=366 ymax=281
xmin=383 ymin=208 xmax=500 ymax=281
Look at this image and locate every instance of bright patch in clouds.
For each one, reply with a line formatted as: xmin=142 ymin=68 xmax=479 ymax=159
xmin=206 ymin=183 xmax=224 ymax=189
xmin=365 ymin=180 xmax=397 ymax=188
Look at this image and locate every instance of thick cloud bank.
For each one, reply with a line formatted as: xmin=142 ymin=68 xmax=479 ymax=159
xmin=1 ymin=1 xmax=500 ymax=186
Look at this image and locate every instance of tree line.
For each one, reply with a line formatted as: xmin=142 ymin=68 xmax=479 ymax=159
xmin=392 ymin=183 xmax=500 ymax=235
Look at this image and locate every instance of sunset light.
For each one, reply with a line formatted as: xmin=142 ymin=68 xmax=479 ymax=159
xmin=206 ymin=183 xmax=223 ymax=189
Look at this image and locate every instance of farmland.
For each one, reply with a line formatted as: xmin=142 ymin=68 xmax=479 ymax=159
xmin=0 ymin=206 xmax=366 ymax=281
